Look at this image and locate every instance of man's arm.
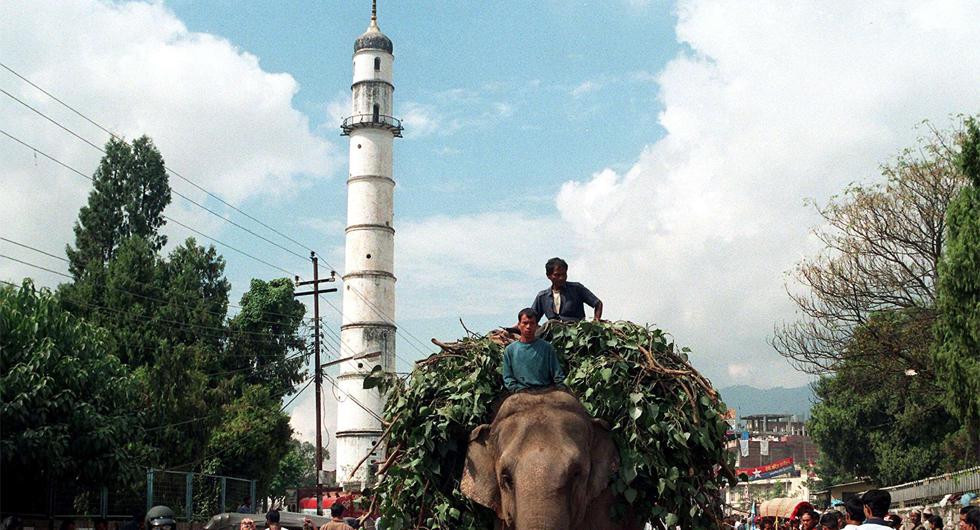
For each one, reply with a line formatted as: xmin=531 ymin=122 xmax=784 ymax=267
xmin=502 ymin=346 xmax=519 ymax=392
xmin=579 ymin=284 xmax=603 ymax=321
xmin=531 ymin=291 xmax=545 ymax=323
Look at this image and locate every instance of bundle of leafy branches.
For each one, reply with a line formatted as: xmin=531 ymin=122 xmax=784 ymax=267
xmin=367 ymin=320 xmax=736 ymax=530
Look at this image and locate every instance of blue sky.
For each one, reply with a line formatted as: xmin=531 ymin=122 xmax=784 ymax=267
xmin=3 ymin=1 xmax=980 ymax=457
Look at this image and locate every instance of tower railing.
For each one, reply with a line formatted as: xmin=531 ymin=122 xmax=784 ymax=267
xmin=341 ymin=113 xmax=404 ymax=137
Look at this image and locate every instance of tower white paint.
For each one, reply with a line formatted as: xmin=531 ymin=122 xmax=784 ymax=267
xmin=335 ymin=3 xmax=402 ymax=491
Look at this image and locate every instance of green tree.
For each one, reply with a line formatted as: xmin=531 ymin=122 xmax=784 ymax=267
xmin=808 ymin=310 xmax=961 ymax=485
xmin=66 ymin=136 xmax=170 ymax=280
xmin=933 ymin=116 xmax=980 ymax=460
xmin=268 ymin=439 xmax=318 ymax=502
xmin=225 ymin=278 xmax=308 ymax=401
xmin=0 ymin=281 xmax=147 ymax=504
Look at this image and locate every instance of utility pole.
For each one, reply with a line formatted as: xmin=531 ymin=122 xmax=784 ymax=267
xmin=294 ymin=251 xmax=336 ymax=515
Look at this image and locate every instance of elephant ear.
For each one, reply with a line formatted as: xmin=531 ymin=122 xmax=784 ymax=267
xmin=587 ymin=418 xmax=619 ymax=502
xmin=460 ymin=423 xmax=500 ymax=513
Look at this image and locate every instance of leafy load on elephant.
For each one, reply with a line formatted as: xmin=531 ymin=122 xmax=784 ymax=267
xmin=366 ymin=320 xmax=737 ymax=530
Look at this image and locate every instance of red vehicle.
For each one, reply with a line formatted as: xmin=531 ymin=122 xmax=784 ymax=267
xmin=298 ymin=491 xmax=370 ymax=519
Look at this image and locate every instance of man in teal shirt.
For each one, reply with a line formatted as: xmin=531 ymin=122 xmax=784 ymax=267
xmin=503 ymin=308 xmax=565 ymax=392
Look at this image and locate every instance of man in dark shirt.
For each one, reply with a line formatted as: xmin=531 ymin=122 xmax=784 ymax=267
xmin=531 ymin=257 xmax=602 ymax=322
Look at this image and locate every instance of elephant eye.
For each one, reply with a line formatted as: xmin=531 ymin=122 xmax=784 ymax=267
xmin=500 ymin=470 xmax=513 ymax=489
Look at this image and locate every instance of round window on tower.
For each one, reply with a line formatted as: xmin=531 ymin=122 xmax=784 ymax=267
xmin=366 ymin=253 xmax=372 ymax=259
xmin=357 ymin=144 xmax=362 ymax=149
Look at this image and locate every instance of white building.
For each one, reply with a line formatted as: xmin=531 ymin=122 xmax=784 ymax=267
xmin=335 ymin=3 xmax=402 ymax=491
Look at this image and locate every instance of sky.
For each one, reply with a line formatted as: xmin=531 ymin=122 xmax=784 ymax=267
xmin=2 ymin=0 xmax=980 ymax=469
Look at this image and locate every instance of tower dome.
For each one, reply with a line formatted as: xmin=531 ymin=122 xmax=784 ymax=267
xmin=354 ymin=18 xmax=393 ymax=54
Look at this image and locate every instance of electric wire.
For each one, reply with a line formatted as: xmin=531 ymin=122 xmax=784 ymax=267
xmin=2 ymin=70 xmax=428 ymax=367
xmin=0 ymin=235 xmax=311 ymax=331
xmin=0 ymin=60 xmax=317 ymax=256
xmin=0 ymin=85 xmax=311 ymax=263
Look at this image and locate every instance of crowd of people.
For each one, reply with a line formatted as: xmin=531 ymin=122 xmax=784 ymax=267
xmin=725 ymin=490 xmax=980 ymax=530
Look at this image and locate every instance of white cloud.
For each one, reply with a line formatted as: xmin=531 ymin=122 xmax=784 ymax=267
xmin=571 ymin=80 xmax=600 ymax=98
xmin=396 ymin=212 xmax=567 ymax=319
xmin=552 ymin=0 xmax=980 ymax=387
xmin=399 ymin=101 xmax=446 ymax=138
xmin=395 ymin=0 xmax=980 ymax=389
xmin=0 ymin=0 xmax=338 ymax=283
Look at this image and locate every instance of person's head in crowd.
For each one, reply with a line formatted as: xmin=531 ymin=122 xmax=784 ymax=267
xmin=925 ymin=514 xmax=944 ymax=529
xmin=963 ymin=507 xmax=979 ymax=529
xmin=819 ymin=512 xmax=840 ymax=530
xmin=861 ymin=489 xmax=891 ymax=519
xmin=59 ymin=519 xmax=76 ymax=530
xmin=962 ymin=507 xmax=980 ymax=530
xmin=845 ymin=497 xmax=866 ymax=525
xmin=330 ymin=503 xmax=345 ymax=519
xmin=911 ymin=511 xmax=922 ymax=526
xmin=884 ymin=513 xmax=902 ymax=528
xmin=239 ymin=519 xmax=255 ymax=530
xmin=265 ymin=510 xmax=281 ymax=530
xmin=763 ymin=518 xmax=775 ymax=530
xmin=801 ymin=510 xmax=819 ymax=530
xmin=94 ymin=519 xmax=109 ymax=530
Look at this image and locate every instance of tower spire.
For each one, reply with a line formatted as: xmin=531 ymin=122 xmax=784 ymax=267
xmin=371 ymin=0 xmax=377 ymax=22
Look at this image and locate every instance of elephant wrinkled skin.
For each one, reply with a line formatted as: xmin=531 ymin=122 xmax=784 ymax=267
xmin=460 ymin=388 xmax=641 ymax=530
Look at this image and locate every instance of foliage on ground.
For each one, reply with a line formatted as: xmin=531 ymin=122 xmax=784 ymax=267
xmin=369 ymin=320 xmax=736 ymax=530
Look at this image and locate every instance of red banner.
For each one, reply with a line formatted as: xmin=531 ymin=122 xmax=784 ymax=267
xmin=737 ymin=457 xmax=794 ymax=481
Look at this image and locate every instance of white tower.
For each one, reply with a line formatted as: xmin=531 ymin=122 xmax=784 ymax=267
xmin=336 ymin=2 xmax=402 ymax=491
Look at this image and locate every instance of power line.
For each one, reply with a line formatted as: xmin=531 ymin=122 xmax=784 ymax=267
xmin=2 ymin=67 xmax=433 ymax=365
xmin=0 ymin=85 xmax=310 ymax=263
xmin=0 ymin=235 xmax=309 ymax=330
xmin=0 ymin=257 xmax=307 ymax=346
xmin=0 ymin=60 xmax=318 ymax=256
xmin=0 ymin=129 xmax=300 ymax=278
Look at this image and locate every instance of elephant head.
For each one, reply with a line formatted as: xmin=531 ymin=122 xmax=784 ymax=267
xmin=460 ymin=389 xmax=621 ymax=530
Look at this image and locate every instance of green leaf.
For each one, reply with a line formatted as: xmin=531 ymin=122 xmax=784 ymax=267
xmin=665 ymin=513 xmax=678 ymax=527
xmin=624 ymin=488 xmax=637 ymax=504
xmin=600 ymin=367 xmax=613 ymax=381
xmin=630 ymin=406 xmax=643 ymax=420
xmin=629 ymin=392 xmax=643 ymax=403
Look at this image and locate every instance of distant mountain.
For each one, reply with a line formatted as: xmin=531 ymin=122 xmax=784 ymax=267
xmin=718 ymin=384 xmax=815 ymax=419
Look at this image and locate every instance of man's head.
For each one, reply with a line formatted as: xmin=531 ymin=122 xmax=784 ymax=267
xmin=963 ymin=506 xmax=977 ymax=525
xmin=517 ymin=308 xmax=539 ymax=342
xmin=963 ymin=507 xmax=980 ymax=530
xmin=818 ymin=512 xmax=840 ymax=530
xmin=265 ymin=510 xmax=280 ymax=528
xmin=545 ymin=257 xmax=568 ymax=290
xmin=861 ymin=489 xmax=891 ymax=519
xmin=801 ymin=510 xmax=818 ymax=530
xmin=330 ymin=503 xmax=346 ymax=518
xmin=845 ymin=498 xmax=866 ymax=524
xmin=94 ymin=519 xmax=108 ymax=530
xmin=911 ymin=510 xmax=922 ymax=524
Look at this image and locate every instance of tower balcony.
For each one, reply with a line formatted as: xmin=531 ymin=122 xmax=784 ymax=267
xmin=341 ymin=113 xmax=403 ymax=137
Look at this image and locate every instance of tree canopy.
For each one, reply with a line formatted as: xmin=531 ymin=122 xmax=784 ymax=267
xmin=5 ymin=134 xmax=314 ymax=510
xmin=932 ymin=117 xmax=980 ymax=459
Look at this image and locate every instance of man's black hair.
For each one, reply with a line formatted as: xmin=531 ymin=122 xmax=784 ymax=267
xmin=265 ymin=510 xmax=280 ymax=524
xmin=963 ymin=506 xmax=978 ymax=515
xmin=861 ymin=489 xmax=891 ymax=518
xmin=58 ymin=519 xmax=75 ymax=530
xmin=965 ymin=508 xmax=980 ymax=529
xmin=927 ymin=514 xmax=944 ymax=529
xmin=545 ymin=257 xmax=568 ymax=276
xmin=818 ymin=512 xmax=839 ymax=530
xmin=844 ymin=498 xmax=865 ymax=523
xmin=518 ymin=307 xmax=539 ymax=321
xmin=330 ymin=503 xmax=346 ymax=518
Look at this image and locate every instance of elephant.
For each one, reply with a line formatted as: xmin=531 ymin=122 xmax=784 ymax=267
xmin=460 ymin=388 xmax=642 ymax=530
